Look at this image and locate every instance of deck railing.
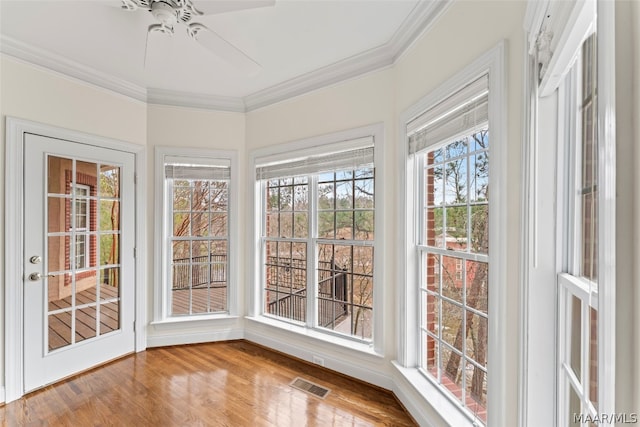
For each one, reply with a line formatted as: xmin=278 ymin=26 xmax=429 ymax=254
xmin=171 ymin=253 xmax=348 ymax=327
xmin=265 ymin=257 xmax=348 ymax=326
xmin=172 ymin=253 xmax=227 ymax=290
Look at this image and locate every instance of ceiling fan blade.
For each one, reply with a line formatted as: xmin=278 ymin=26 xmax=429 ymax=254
xmin=193 ymin=0 xmax=275 ymax=15
xmin=188 ymin=24 xmax=261 ymax=75
xmin=120 ymin=0 xmax=150 ymax=11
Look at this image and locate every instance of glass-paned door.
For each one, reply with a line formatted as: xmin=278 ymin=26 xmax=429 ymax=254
xmin=23 ymin=133 xmax=135 ymax=392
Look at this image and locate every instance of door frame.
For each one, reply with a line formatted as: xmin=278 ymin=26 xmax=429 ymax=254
xmin=4 ymin=117 xmax=147 ymax=403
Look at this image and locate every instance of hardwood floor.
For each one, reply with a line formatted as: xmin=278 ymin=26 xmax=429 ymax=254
xmin=1 ymin=341 xmax=417 ymax=426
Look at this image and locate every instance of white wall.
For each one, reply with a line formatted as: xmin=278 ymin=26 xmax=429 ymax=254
xmin=615 ymin=0 xmax=640 ymax=416
xmin=145 ymin=104 xmax=246 ymax=345
xmin=0 ymin=55 xmax=147 ymax=396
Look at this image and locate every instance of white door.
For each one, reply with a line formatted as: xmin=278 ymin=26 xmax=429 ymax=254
xmin=23 ymin=133 xmax=135 ymax=392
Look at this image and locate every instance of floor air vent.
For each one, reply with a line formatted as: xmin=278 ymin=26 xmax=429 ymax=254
xmin=289 ymin=377 xmax=331 ymax=399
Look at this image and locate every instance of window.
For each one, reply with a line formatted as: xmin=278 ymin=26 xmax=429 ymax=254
xmin=409 ymin=75 xmax=489 ymax=423
xmin=558 ymin=32 xmax=601 ymax=425
xmin=400 ymin=51 xmax=506 ymax=425
xmin=252 ymin=127 xmax=381 ymax=345
xmin=521 ymin=2 xmax=615 ymax=425
xmin=71 ymin=184 xmax=90 ymax=270
xmin=155 ymin=148 xmax=236 ymax=321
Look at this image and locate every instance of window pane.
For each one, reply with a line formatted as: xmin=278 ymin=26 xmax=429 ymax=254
xmin=466 ymin=261 xmax=488 ymax=314
xmin=471 ymin=204 xmax=489 ymax=254
xmin=279 ymin=185 xmax=292 ymax=211
xmin=569 ymin=384 xmax=581 ymax=426
xmin=441 ymin=299 xmax=463 ymax=353
xmin=354 ymin=178 xmax=374 ymax=209
xmin=570 ymin=295 xmax=582 ymax=379
xmin=355 ymin=211 xmax=374 ymax=240
xmin=430 ymin=164 xmax=444 ymax=207
xmin=470 ymin=152 xmax=489 ymax=202
xmin=336 ymin=180 xmax=353 ymax=209
xmin=266 ymin=213 xmax=279 ymax=238
xmin=336 ymin=210 xmax=353 ymax=240
xmin=445 ymin=158 xmax=467 ymax=204
xmin=442 ymin=256 xmax=463 ymax=301
xmin=264 ymin=241 xmax=306 ymax=323
xmin=444 ymin=206 xmax=468 ymax=251
xmin=211 ymin=183 xmax=228 ymax=211
xmin=318 ymin=182 xmax=334 ymax=209
xmin=318 ymin=243 xmax=373 ymax=340
xmin=293 ymin=212 xmax=308 ymax=238
xmin=210 ymin=212 xmax=228 ymax=237
xmin=280 ymin=212 xmax=294 ymax=238
xmin=318 ymin=211 xmax=335 ymax=239
xmin=293 ymin=184 xmax=308 ymax=211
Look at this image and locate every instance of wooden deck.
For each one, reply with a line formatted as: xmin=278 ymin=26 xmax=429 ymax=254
xmin=171 ymin=286 xmax=227 ymax=315
xmin=47 ymin=284 xmax=120 ymax=351
xmin=48 ymin=284 xmax=229 ymax=350
xmin=1 ymin=341 xmax=417 ymax=426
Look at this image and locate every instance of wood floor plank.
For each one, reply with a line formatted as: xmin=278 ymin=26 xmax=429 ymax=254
xmin=1 ymin=341 xmax=416 ymax=426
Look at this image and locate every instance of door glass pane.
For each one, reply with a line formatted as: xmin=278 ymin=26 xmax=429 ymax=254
xmin=48 ymin=312 xmax=72 ymax=351
xmin=47 ymin=156 xmax=72 ymax=194
xmin=99 ymin=165 xmax=120 ymax=198
xmin=75 ymin=305 xmax=97 ymax=344
xmin=46 ymin=156 xmax=122 ymax=352
xmin=100 ymin=302 xmax=120 ymax=334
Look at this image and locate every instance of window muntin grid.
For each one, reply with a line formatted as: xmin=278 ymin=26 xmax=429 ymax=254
xmin=418 ymin=129 xmax=489 ymax=423
xmin=317 ymin=168 xmax=374 ymax=340
xmin=168 ymin=177 xmax=229 ymax=316
xmin=262 ymin=168 xmax=375 ymax=341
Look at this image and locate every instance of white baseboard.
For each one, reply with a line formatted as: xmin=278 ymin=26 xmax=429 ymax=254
xmin=0 ymin=385 xmax=5 ymax=404
xmin=147 ymin=328 xmax=244 ymax=348
xmin=244 ymin=328 xmax=394 ymax=391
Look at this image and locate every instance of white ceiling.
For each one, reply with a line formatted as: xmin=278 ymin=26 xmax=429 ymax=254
xmin=0 ymin=0 xmax=447 ymax=110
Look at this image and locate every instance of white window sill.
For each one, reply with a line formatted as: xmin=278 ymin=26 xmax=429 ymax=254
xmin=392 ymin=361 xmax=482 ymax=427
xmin=245 ymin=315 xmax=383 ymax=359
xmin=151 ymin=314 xmax=239 ymax=330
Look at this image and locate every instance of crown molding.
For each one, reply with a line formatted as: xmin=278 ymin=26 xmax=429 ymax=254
xmin=147 ymin=88 xmax=245 ymax=112
xmin=388 ymin=0 xmax=452 ymax=63
xmin=244 ymin=0 xmax=453 ymax=111
xmin=244 ymin=42 xmax=395 ymax=111
xmin=0 ymin=35 xmax=147 ymax=103
xmin=1 ymin=0 xmax=452 ymax=112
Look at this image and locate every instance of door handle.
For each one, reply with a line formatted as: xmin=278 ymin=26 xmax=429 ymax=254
xmin=28 ymin=272 xmax=55 ymax=281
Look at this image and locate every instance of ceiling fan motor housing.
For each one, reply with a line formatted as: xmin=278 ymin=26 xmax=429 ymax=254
xmin=151 ymin=1 xmax=178 ymax=26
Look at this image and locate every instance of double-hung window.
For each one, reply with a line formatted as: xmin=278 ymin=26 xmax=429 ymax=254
xmin=558 ymin=32 xmax=604 ymax=424
xmin=408 ymin=74 xmax=491 ymax=424
xmin=156 ymin=148 xmax=236 ymax=320
xmin=254 ymin=130 xmax=380 ymax=344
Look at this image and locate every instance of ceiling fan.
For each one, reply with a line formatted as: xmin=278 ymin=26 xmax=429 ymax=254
xmin=120 ymin=0 xmax=274 ymax=74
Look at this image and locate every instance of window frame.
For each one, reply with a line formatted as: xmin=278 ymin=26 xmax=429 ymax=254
xmin=153 ymin=147 xmax=239 ymax=324
xmin=398 ymin=43 xmax=507 ymax=427
xmin=249 ymin=123 xmax=384 ymax=354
